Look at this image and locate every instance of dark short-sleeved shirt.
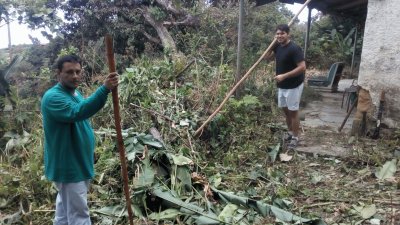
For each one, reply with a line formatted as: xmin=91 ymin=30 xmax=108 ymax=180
xmin=273 ymin=41 xmax=305 ymax=89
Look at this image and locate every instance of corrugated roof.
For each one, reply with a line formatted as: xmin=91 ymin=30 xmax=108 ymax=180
xmin=256 ymin=0 xmax=368 ymax=20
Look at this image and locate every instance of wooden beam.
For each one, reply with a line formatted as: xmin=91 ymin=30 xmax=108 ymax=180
xmin=304 ymin=6 xmax=312 ymax=59
xmin=332 ymin=0 xmax=367 ymax=10
xmin=350 ymin=25 xmax=358 ymax=78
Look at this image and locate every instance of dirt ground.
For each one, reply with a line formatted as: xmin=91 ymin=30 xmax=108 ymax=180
xmin=278 ymin=80 xmax=400 ymax=224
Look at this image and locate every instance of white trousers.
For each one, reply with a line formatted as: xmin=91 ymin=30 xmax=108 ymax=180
xmin=54 ymin=181 xmax=91 ymax=225
xmin=278 ymin=83 xmax=304 ymax=111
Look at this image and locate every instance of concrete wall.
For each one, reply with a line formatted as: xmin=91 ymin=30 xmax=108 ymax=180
xmin=357 ymin=0 xmax=400 ymax=128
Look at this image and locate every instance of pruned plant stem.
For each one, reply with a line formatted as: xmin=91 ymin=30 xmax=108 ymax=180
xmin=302 ymin=202 xmax=335 ymax=209
xmin=33 ymin=210 xmax=55 ymax=212
xmin=344 ymin=171 xmax=372 ymax=187
xmin=391 ymin=194 xmax=395 ymax=225
xmin=296 ymin=197 xmax=400 ymax=205
xmin=176 ymin=59 xmax=195 ymax=78
xmin=130 ymin=103 xmax=174 ymax=122
xmin=187 ymin=129 xmax=195 ymax=154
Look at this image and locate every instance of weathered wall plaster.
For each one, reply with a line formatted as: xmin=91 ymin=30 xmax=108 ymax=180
xmin=358 ymin=0 xmax=400 ymax=128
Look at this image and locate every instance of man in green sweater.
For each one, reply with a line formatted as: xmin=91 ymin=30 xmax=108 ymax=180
xmin=41 ymin=54 xmax=118 ymax=225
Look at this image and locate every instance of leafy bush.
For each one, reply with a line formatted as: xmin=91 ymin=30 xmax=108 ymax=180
xmin=306 ymin=15 xmax=363 ymax=69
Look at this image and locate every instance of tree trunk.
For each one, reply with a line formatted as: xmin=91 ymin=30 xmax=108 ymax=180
xmin=142 ymin=7 xmax=177 ymax=53
xmin=6 ymin=13 xmax=12 ymax=61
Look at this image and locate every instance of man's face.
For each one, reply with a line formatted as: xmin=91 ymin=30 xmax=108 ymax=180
xmin=275 ymin=29 xmax=290 ymax=45
xmin=58 ymin=62 xmax=82 ymax=91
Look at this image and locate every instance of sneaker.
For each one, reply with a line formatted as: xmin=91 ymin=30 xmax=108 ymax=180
xmin=288 ymin=137 xmax=299 ymax=149
xmin=283 ymin=132 xmax=293 ymax=141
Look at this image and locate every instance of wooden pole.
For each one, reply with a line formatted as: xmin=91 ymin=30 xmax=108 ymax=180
xmin=194 ymin=0 xmax=313 ymax=137
xmin=338 ymin=96 xmax=358 ymax=133
xmin=350 ymin=25 xmax=358 ymax=78
xmin=235 ymin=0 xmax=245 ymax=96
xmin=6 ymin=13 xmax=12 ymax=61
xmin=304 ymin=6 xmax=312 ymax=58
xmin=105 ymin=35 xmax=135 ymax=225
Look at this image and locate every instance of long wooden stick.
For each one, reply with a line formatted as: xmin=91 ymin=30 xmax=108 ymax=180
xmin=194 ymin=0 xmax=313 ymax=137
xmin=338 ymin=96 xmax=358 ymax=132
xmin=105 ymin=35 xmax=135 ymax=225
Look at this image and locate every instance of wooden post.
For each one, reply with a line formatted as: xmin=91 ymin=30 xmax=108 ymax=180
xmin=338 ymin=96 xmax=358 ymax=132
xmin=304 ymin=6 xmax=312 ymax=59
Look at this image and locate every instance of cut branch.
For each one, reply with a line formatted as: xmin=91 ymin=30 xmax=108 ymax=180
xmin=163 ymin=15 xmax=200 ymax=27
xmin=294 ymin=197 xmax=400 ymax=206
xmin=155 ymin=0 xmax=183 ymax=16
xmin=130 ymin=103 xmax=174 ymax=123
xmin=176 ymin=59 xmax=195 ymax=78
xmin=141 ymin=30 xmax=161 ymax=44
xmin=142 ymin=6 xmax=177 ymax=53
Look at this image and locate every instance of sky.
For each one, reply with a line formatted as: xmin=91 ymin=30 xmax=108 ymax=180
xmin=0 ymin=3 xmax=316 ymax=49
xmin=285 ymin=3 xmax=317 ymax=22
xmin=0 ymin=20 xmax=50 ymax=49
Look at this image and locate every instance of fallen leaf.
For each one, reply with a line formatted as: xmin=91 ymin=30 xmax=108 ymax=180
xmin=279 ymin=153 xmax=293 ymax=162
xmin=375 ymin=159 xmax=397 ymax=180
xmin=348 ymin=136 xmax=356 ymax=144
xmin=268 ymin=143 xmax=281 ymax=162
xmin=360 ymin=204 xmax=376 ymax=219
xmin=308 ymin=163 xmax=320 ymax=167
xmin=369 ymin=218 xmax=380 ymax=225
xmin=310 ymin=172 xmax=324 ymax=184
xmin=353 ymin=204 xmax=376 ymax=219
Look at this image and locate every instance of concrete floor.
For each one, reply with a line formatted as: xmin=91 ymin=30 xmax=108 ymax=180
xmin=296 ymin=79 xmax=357 ymax=157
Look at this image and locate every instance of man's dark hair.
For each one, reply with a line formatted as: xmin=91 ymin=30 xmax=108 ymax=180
xmin=276 ymin=24 xmax=290 ymax=33
xmin=56 ymin=54 xmax=82 ymax=71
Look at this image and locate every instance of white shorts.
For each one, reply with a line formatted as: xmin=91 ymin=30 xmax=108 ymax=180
xmin=278 ymin=83 xmax=304 ymax=111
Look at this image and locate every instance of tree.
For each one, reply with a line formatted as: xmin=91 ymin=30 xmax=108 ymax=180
xmin=1 ymin=1 xmax=14 ymax=59
xmin=22 ymin=0 xmax=202 ymax=55
xmin=0 ymin=55 xmax=22 ymax=109
xmin=0 ymin=0 xmax=62 ymax=51
xmin=306 ymin=15 xmax=363 ymax=68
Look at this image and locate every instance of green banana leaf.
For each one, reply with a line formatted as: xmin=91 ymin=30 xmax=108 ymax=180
xmin=148 ymin=208 xmax=182 ymax=220
xmin=268 ymin=143 xmax=281 ymax=162
xmin=94 ymin=204 xmax=143 ymax=218
xmin=132 ymin=157 xmax=155 ymax=189
xmin=152 ymin=187 xmax=223 ymax=225
xmin=212 ymin=188 xmax=327 ymax=224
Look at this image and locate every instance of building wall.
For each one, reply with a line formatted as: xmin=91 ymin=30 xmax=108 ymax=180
xmin=357 ymin=0 xmax=400 ymax=128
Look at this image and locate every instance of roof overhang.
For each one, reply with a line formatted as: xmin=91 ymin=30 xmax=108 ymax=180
xmin=256 ymin=0 xmax=368 ymax=20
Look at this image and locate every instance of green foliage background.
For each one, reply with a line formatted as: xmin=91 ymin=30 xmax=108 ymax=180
xmin=0 ymin=1 xmax=367 ymax=224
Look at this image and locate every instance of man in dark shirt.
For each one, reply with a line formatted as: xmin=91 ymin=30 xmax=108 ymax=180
xmin=268 ymin=24 xmax=306 ymax=149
